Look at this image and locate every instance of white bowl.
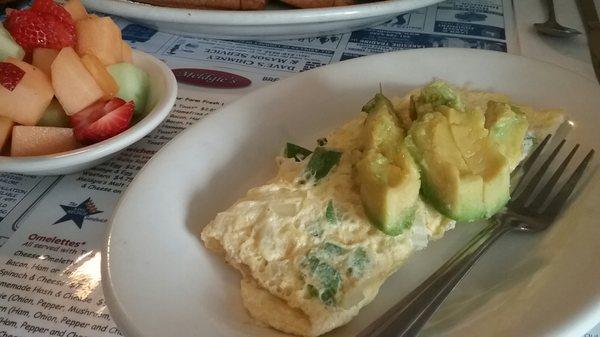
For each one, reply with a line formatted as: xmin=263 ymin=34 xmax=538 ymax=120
xmin=0 ymin=50 xmax=177 ymax=175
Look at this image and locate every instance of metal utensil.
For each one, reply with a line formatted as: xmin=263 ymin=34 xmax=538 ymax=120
xmin=535 ymin=0 xmax=582 ymax=37
xmin=577 ymin=0 xmax=600 ymax=83
xmin=359 ymin=135 xmax=595 ymax=337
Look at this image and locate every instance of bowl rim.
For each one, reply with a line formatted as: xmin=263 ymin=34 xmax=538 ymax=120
xmin=0 ymin=50 xmax=177 ymax=174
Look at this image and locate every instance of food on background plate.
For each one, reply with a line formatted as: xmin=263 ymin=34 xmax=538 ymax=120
xmin=0 ymin=0 xmax=151 ymax=157
xmin=201 ymin=80 xmax=565 ymax=337
xmin=132 ymin=0 xmax=355 ymax=10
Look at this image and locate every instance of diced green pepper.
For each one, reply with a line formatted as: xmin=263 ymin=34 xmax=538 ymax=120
xmin=304 ymin=147 xmax=342 ymax=182
xmin=284 ymin=142 xmax=312 ymax=162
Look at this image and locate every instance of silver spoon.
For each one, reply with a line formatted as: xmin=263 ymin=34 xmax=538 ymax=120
xmin=534 ymin=0 xmax=582 ymax=37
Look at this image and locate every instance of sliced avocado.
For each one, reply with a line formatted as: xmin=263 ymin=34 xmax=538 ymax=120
xmin=355 ymin=94 xmax=420 ymax=235
xmin=0 ymin=26 xmax=25 ymax=61
xmin=485 ymin=101 xmax=529 ymax=170
xmin=412 ymin=80 xmax=465 ymax=118
xmin=406 ymin=112 xmax=486 ymax=221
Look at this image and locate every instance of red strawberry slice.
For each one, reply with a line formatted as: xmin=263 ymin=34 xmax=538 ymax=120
xmin=5 ymin=3 xmax=76 ymax=51
xmin=70 ymin=98 xmax=127 ymax=130
xmin=31 ymin=0 xmax=75 ymax=26
xmin=76 ymin=101 xmax=134 ymax=144
xmin=0 ymin=62 xmax=26 ymax=92
xmin=70 ymin=98 xmax=135 ymax=144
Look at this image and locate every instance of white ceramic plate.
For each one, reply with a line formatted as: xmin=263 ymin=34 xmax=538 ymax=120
xmin=83 ymin=0 xmax=443 ymax=39
xmin=0 ymin=50 xmax=177 ymax=175
xmin=102 ymin=48 xmax=600 ymax=337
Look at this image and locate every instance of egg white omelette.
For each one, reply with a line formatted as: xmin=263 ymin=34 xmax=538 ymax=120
xmin=201 ymin=83 xmax=564 ymax=337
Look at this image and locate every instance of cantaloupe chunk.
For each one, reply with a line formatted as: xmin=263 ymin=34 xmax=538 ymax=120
xmin=51 ymin=47 xmax=105 ymax=116
xmin=32 ymin=48 xmax=59 ymax=78
xmin=11 ymin=126 xmax=79 ymax=157
xmin=81 ymin=54 xmax=119 ymax=100
xmin=121 ymin=42 xmax=133 ymax=63
xmin=63 ymin=0 xmax=88 ymax=21
xmin=76 ymin=17 xmax=123 ymax=66
xmin=0 ymin=58 xmax=54 ymax=125
xmin=0 ymin=116 xmax=14 ymax=152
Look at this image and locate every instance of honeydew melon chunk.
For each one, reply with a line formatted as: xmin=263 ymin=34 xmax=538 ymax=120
xmin=11 ymin=126 xmax=80 ymax=157
xmin=108 ymin=62 xmax=150 ymax=116
xmin=0 ymin=25 xmax=24 ymax=61
xmin=37 ymin=99 xmax=70 ymax=127
xmin=0 ymin=58 xmax=54 ymax=126
xmin=51 ymin=47 xmax=105 ymax=116
xmin=0 ymin=116 xmax=14 ymax=152
xmin=32 ymin=48 xmax=60 ymax=78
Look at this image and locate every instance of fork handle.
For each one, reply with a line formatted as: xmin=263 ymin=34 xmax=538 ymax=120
xmin=360 ymin=220 xmax=512 ymax=337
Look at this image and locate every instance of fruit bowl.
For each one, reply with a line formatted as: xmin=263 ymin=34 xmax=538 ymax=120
xmin=0 ymin=50 xmax=177 ymax=175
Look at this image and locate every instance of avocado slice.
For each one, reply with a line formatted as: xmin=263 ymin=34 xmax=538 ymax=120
xmin=355 ymin=94 xmax=420 ymax=235
xmin=406 ymin=112 xmax=485 ymax=221
xmin=485 ymin=101 xmax=529 ymax=170
xmin=440 ymin=106 xmax=510 ymax=218
xmin=412 ymin=80 xmax=465 ymax=118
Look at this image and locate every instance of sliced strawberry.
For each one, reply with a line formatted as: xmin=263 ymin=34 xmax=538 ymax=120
xmin=5 ymin=5 xmax=76 ymax=51
xmin=30 ymin=0 xmax=76 ymax=34
xmin=0 ymin=62 xmax=26 ymax=92
xmin=70 ymin=97 xmax=128 ymax=140
xmin=76 ymin=101 xmax=134 ymax=144
xmin=31 ymin=0 xmax=75 ymax=26
xmin=70 ymin=100 xmax=109 ymax=130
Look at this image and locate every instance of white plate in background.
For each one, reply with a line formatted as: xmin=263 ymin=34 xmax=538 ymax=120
xmin=83 ymin=0 xmax=443 ymax=39
xmin=102 ymin=48 xmax=600 ymax=337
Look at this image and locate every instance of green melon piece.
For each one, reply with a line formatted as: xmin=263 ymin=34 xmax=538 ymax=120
xmin=0 ymin=25 xmax=25 ymax=61
xmin=107 ymin=62 xmax=150 ymax=116
xmin=37 ymin=99 xmax=70 ymax=128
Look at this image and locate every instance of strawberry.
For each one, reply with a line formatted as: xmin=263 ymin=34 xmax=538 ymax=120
xmin=70 ymin=98 xmax=126 ymax=130
xmin=70 ymin=98 xmax=134 ymax=144
xmin=31 ymin=0 xmax=75 ymax=26
xmin=5 ymin=0 xmax=76 ymax=51
xmin=0 ymin=62 xmax=26 ymax=92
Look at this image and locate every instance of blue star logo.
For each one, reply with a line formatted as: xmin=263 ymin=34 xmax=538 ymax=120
xmin=54 ymin=198 xmax=103 ymax=229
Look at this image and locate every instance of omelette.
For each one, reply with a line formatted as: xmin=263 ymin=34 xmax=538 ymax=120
xmin=201 ymin=81 xmax=564 ymax=337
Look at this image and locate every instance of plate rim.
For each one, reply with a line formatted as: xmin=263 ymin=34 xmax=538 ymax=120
xmin=102 ymin=48 xmax=600 ymax=337
xmin=83 ymin=0 xmax=444 ymax=25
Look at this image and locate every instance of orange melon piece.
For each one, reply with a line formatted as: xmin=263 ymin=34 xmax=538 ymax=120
xmin=121 ymin=42 xmax=133 ymax=63
xmin=11 ymin=126 xmax=79 ymax=157
xmin=76 ymin=17 xmax=123 ymax=66
xmin=0 ymin=116 xmax=14 ymax=152
xmin=0 ymin=58 xmax=54 ymax=125
xmin=32 ymin=48 xmax=59 ymax=78
xmin=51 ymin=47 xmax=105 ymax=116
xmin=81 ymin=54 xmax=119 ymax=100
xmin=63 ymin=0 xmax=88 ymax=21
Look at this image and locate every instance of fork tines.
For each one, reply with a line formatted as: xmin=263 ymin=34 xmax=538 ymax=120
xmin=509 ymin=134 xmax=595 ymax=220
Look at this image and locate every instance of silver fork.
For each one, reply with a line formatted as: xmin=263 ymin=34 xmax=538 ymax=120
xmin=358 ymin=135 xmax=595 ymax=337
